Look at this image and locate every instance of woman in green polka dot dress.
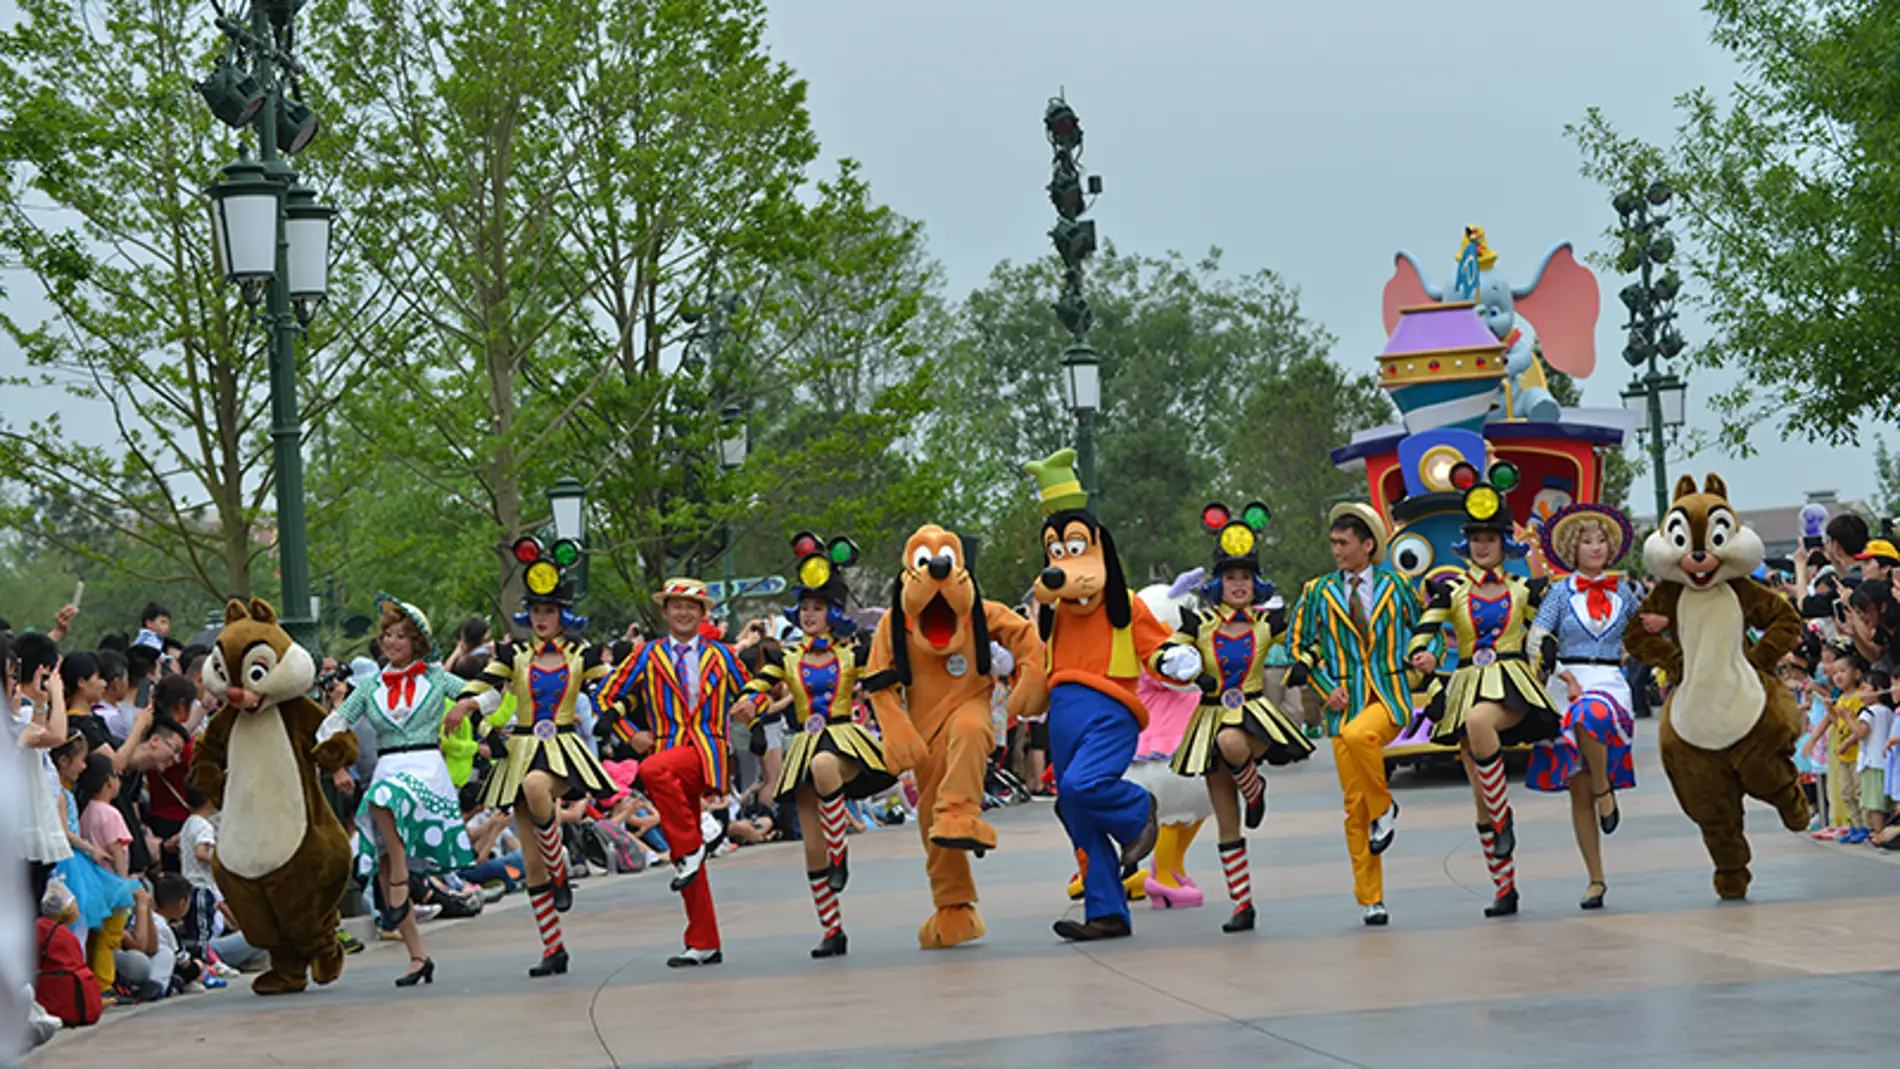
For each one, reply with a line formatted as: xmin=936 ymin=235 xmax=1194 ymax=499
xmin=325 ymin=594 xmax=475 ymax=987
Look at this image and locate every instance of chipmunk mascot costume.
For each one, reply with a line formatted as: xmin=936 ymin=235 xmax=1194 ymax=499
xmin=1026 ymin=449 xmax=1204 ymax=942
xmin=1624 ymin=474 xmax=1810 ymax=900
xmin=865 ymin=525 xmax=1046 ymax=949
xmin=191 ymin=599 xmax=359 ymax=995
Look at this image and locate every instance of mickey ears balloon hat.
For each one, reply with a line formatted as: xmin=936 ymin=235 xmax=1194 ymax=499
xmin=1452 ymin=459 xmax=1530 ymax=559
xmin=785 ymin=530 xmax=861 ymax=636
xmin=1197 ymin=500 xmax=1276 ymax=604
xmin=510 ymin=535 xmax=589 ymax=629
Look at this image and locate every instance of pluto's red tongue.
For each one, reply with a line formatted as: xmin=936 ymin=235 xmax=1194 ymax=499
xmin=921 ymin=594 xmax=956 ymax=648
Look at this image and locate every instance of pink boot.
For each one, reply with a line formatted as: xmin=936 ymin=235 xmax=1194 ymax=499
xmin=1145 ymin=872 xmax=1205 ymax=909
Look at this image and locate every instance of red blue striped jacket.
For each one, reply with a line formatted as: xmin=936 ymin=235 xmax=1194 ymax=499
xmin=598 ymin=637 xmax=749 ymax=793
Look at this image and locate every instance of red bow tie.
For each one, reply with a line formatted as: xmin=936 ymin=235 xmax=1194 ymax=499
xmin=382 ymin=661 xmax=427 ymax=709
xmin=1577 ymin=576 xmax=1620 ymax=622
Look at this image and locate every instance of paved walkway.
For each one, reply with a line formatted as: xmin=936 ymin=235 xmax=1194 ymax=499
xmin=36 ymin=731 xmax=1900 ymax=1068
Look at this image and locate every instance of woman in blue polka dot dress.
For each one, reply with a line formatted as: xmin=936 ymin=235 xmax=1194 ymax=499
xmin=324 ymin=594 xmax=475 ymax=987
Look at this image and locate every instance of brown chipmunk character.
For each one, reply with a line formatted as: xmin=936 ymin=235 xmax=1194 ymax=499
xmin=191 ymin=599 xmax=359 ymax=995
xmin=1624 ymin=474 xmax=1809 ymax=900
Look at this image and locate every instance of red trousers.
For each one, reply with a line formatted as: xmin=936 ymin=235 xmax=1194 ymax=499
xmin=641 ymin=745 xmax=719 ymax=950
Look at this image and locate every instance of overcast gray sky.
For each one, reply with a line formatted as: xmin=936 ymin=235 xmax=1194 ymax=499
xmin=761 ymin=0 xmax=1879 ymax=511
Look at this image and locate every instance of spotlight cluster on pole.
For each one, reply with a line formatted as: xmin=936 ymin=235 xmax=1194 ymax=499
xmin=1044 ymin=94 xmax=1104 ymax=499
xmin=1611 ymin=180 xmax=1689 ymax=525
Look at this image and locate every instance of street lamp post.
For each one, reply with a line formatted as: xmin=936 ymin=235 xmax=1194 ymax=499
xmin=717 ymin=402 xmax=749 ymax=623
xmin=1044 ymin=95 xmax=1104 ymax=500
xmin=1612 ymin=181 xmax=1687 ymax=524
xmin=200 ymin=0 xmax=334 ymax=652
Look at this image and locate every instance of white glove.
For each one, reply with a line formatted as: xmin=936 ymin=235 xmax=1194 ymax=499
xmin=1160 ymin=646 xmax=1203 ymax=683
xmin=988 ymin=642 xmax=1015 ymax=678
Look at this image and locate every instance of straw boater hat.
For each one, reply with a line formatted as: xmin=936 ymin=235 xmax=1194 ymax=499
xmin=1538 ymin=502 xmax=1635 ymax=575
xmin=1327 ymin=502 xmax=1390 ymax=565
xmin=374 ymin=593 xmax=434 ymax=658
xmin=653 ymin=577 xmax=717 ymax=609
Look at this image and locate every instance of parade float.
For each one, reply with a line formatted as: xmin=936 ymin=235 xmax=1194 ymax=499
xmin=1329 ymin=227 xmax=1636 ymax=769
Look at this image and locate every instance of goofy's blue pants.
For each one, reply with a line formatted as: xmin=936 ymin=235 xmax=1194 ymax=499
xmin=1048 ymin=683 xmax=1151 ymax=925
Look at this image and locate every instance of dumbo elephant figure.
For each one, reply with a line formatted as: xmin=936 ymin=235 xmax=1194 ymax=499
xmin=1381 ymin=226 xmax=1601 ymax=424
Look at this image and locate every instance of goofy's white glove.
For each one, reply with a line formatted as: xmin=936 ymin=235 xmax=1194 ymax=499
xmin=989 ymin=641 xmax=1015 ymax=678
xmin=1159 ymin=645 xmax=1203 ymax=683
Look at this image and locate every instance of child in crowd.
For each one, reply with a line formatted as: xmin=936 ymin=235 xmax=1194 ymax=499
xmin=177 ymin=785 xmax=219 ymax=893
xmin=1813 ymin=652 xmax=1870 ymax=842
xmin=50 ymin=736 xmax=137 ymax=988
xmin=1783 ymin=642 xmax=1829 ymax=830
xmin=1852 ymin=664 xmax=1894 ymax=838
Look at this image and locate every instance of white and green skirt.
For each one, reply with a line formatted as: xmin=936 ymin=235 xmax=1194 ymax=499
xmin=353 ymin=748 xmax=476 ymax=880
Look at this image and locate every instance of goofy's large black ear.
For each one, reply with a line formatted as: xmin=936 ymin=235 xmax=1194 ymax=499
xmin=971 ymin=578 xmax=992 ymax=676
xmin=1038 ymin=603 xmax=1055 ymax=642
xmin=1100 ymin=525 xmax=1132 ymax=629
xmin=888 ymin=575 xmax=911 ymax=686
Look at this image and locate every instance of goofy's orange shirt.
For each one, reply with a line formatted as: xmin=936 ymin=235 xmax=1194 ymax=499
xmin=1045 ymin=597 xmax=1175 ymax=729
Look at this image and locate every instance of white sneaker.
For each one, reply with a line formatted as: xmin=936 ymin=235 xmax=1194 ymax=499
xmin=1369 ymin=801 xmax=1400 ymax=855
xmin=182 ymin=980 xmax=207 ymax=994
xmin=414 ymin=903 xmax=444 ymax=924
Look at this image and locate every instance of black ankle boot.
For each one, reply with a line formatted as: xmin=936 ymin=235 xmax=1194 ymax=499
xmin=1485 ymin=889 xmax=1519 ymax=918
xmin=810 ymin=930 xmax=848 ymax=959
xmin=528 ymin=948 xmax=569 ymax=978
xmin=1222 ymin=904 xmax=1257 ymax=933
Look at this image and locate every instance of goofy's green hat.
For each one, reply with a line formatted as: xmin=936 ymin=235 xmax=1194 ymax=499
xmin=1025 ymin=448 xmax=1088 ymax=515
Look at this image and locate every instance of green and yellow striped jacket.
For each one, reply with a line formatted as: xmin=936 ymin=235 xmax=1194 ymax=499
xmin=1287 ymin=566 xmax=1434 ymax=728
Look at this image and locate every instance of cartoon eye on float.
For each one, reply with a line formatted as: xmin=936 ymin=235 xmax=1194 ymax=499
xmin=1390 ymin=533 xmax=1436 ymax=578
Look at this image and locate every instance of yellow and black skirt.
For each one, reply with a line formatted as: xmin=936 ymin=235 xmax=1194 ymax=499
xmin=775 ymin=716 xmax=897 ymax=802
xmin=481 ymin=722 xmax=615 ymax=809
xmin=1170 ymin=689 xmax=1315 ymax=777
xmin=1423 ymin=652 xmax=1562 ymax=747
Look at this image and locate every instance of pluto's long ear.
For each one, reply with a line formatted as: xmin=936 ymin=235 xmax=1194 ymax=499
xmin=1674 ymin=475 xmax=1698 ymax=501
xmin=887 ymin=575 xmax=911 ymax=686
xmin=1703 ymin=473 xmax=1729 ymax=500
xmin=970 ymin=577 xmax=992 ymax=676
xmin=1099 ymin=526 xmax=1132 ymax=630
xmin=224 ymin=599 xmax=249 ymax=625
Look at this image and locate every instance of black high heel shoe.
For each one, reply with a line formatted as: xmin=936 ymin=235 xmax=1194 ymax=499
xmin=810 ymin=930 xmax=848 ymax=959
xmin=1580 ymin=881 xmax=1607 ymax=911
xmin=1221 ymin=904 xmax=1257 ymax=933
xmin=528 ymin=948 xmax=569 ymax=978
xmin=1595 ymin=788 xmax=1620 ymax=835
xmin=1484 ymin=889 xmax=1519 ymax=918
xmin=394 ymin=956 xmax=434 ymax=987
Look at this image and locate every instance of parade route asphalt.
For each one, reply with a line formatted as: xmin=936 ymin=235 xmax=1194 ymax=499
xmin=36 ymin=730 xmax=1900 ymax=1068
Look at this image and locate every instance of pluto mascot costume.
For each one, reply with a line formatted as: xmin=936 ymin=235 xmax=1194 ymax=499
xmin=866 ymin=525 xmax=1046 ymax=948
xmin=191 ymin=599 xmax=359 ymax=994
xmin=1026 ymin=449 xmax=1204 ymax=941
xmin=1624 ymin=475 xmax=1809 ymax=900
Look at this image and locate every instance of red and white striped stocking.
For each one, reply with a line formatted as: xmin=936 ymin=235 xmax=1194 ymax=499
xmin=1219 ymin=840 xmax=1252 ymax=911
xmin=532 ymin=817 xmax=568 ymax=888
xmin=1477 ymin=825 xmax=1515 ymax=898
xmin=818 ymin=790 xmax=849 ymax=871
xmin=530 ymin=884 xmax=564 ymax=957
xmin=808 ymin=870 xmax=841 ymax=937
xmin=1228 ymin=760 xmax=1266 ymax=811
xmin=1472 ymin=751 xmax=1512 ymax=831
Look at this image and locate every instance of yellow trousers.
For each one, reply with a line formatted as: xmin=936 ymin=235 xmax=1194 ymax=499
xmin=87 ymin=909 xmax=128 ymax=987
xmin=1333 ymin=704 xmax=1400 ymax=906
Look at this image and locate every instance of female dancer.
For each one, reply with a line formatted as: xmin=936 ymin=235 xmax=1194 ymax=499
xmin=734 ymin=533 xmax=893 ymax=958
xmin=1170 ymin=504 xmax=1315 ymax=933
xmin=451 ymin=542 xmax=616 ymax=977
xmin=1409 ymin=469 xmax=1561 ymax=917
xmin=1525 ymin=504 xmax=1639 ymax=910
xmin=324 ymin=595 xmax=475 ymax=986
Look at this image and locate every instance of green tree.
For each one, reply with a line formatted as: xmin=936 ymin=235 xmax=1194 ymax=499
xmin=0 ymin=0 xmax=357 ymax=600
xmin=928 ymin=246 xmax=1391 ymax=597
xmin=1567 ymin=0 xmax=1900 ymax=452
xmin=303 ymin=0 xmax=936 ymax=626
xmin=1874 ymin=438 xmax=1900 ymax=520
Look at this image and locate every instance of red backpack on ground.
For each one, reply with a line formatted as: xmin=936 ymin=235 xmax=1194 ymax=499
xmin=35 ymin=917 xmax=102 ymax=1027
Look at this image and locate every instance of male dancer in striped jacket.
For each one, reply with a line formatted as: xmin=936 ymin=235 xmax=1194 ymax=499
xmin=599 ymin=578 xmax=754 ymax=967
xmin=1287 ymin=504 xmax=1434 ymax=926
